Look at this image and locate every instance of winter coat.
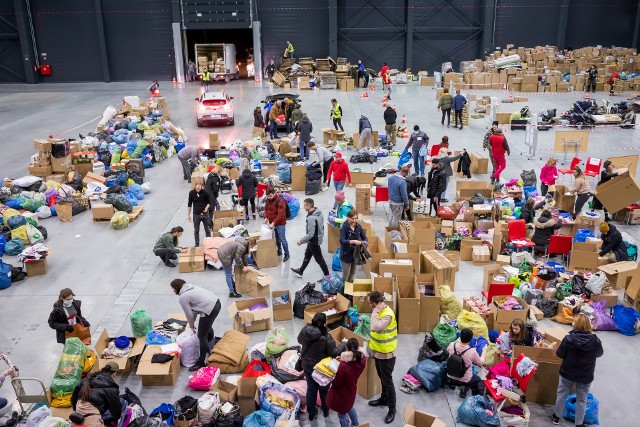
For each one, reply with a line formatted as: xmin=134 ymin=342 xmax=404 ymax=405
xmin=269 ymin=104 xmax=282 ymax=121
xmin=236 ymin=169 xmax=258 ymax=199
xmin=557 ymin=330 xmax=603 ymax=384
xmin=339 ymin=222 xmax=368 ymax=264
xmin=405 ymin=176 xmax=425 ymax=200
xmin=153 ymin=232 xmax=181 ymax=255
xmin=71 ymin=372 xmax=122 ymax=422
xmin=383 ymin=107 xmax=397 ymax=125
xmin=327 ymin=160 xmax=351 ymax=183
xmin=178 ymin=283 xmax=220 ymax=328
xmin=358 ymin=116 xmax=372 ymax=134
xmin=205 ymin=173 xmax=220 ymax=202
xmin=291 ymin=108 xmax=303 ymax=124
xmin=218 ymin=238 xmax=249 ymax=269
xmin=490 ymin=134 xmax=510 ymax=157
xmin=405 ymin=131 xmax=429 ymax=151
xmin=439 ymin=153 xmax=463 ymax=177
xmin=48 ymin=300 xmax=88 ymax=344
xmin=296 ymin=116 xmax=313 ymax=141
xmin=452 ymin=94 xmax=467 ymax=111
xmin=300 ymin=208 xmax=325 ymax=245
xmin=457 ymin=151 xmax=472 ymax=178
xmin=265 ymin=195 xmax=287 ymax=226
xmin=427 ymin=167 xmax=447 ymax=198
xmin=388 ymin=173 xmax=409 ymax=206
xmin=599 ymin=223 xmax=628 ymax=261
xmin=531 ymin=216 xmax=562 ymax=249
xmin=520 ymin=201 xmax=545 ymax=224
xmin=297 ymin=324 xmax=341 ymax=374
xmin=437 ymin=94 xmax=453 ymax=110
xmin=539 ymin=164 xmax=558 ymax=186
xmin=327 ymin=352 xmax=366 ymax=414
xmin=253 ymin=109 xmax=265 ymax=127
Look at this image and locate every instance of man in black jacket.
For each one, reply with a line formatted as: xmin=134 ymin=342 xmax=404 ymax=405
xmin=205 ymin=171 xmax=221 ymax=217
xmin=296 ymin=114 xmax=313 ymax=160
xmin=383 ymin=106 xmax=397 ymax=146
xmin=427 ymin=159 xmax=447 ymax=216
xmin=265 ymin=60 xmax=276 ymax=83
xmin=187 ymin=183 xmax=211 ymax=246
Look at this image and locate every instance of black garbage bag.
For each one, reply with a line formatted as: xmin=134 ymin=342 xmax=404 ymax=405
xmin=572 ymin=275 xmax=590 ymax=297
xmin=209 ymin=405 xmax=243 ymax=427
xmin=418 ymin=332 xmax=448 ymax=363
xmin=521 ymin=169 xmax=537 ymax=187
xmin=293 ymin=282 xmax=324 ymax=319
xmin=105 ymin=193 xmax=133 ymax=213
xmin=98 ymin=148 xmax=112 ymax=166
xmin=121 ymin=388 xmax=146 ymax=414
xmin=129 ymin=170 xmax=144 ymax=185
xmin=59 ymin=197 xmax=86 ymax=216
xmin=305 ymin=180 xmax=321 ymax=196
xmin=37 ymin=225 xmax=48 ymax=241
xmin=269 ymin=347 xmax=304 ymax=383
xmin=469 ymin=193 xmax=485 ymax=207
xmin=536 ymin=298 xmax=558 ymax=318
xmin=130 ymin=417 xmax=167 ymax=427
xmin=174 ymin=396 xmax=197 ymax=421
xmin=106 ymin=184 xmax=126 ymax=195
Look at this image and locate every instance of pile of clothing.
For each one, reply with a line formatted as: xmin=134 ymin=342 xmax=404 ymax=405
xmin=311 ymin=357 xmax=339 ymax=386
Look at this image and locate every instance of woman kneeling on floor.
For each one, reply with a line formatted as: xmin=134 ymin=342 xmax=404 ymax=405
xmin=71 ymin=362 xmax=122 ymax=427
xmin=153 ymin=226 xmax=187 ymax=267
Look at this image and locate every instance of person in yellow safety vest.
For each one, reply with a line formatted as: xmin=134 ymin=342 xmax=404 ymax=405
xmin=202 ymin=70 xmax=211 ymax=92
xmin=330 ymin=99 xmax=344 ymax=132
xmin=286 ymin=41 xmax=294 ymax=58
xmin=367 ymin=291 xmax=397 ymax=424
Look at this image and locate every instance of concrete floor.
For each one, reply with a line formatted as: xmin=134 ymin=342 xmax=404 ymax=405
xmin=0 ymin=80 xmax=639 ymax=427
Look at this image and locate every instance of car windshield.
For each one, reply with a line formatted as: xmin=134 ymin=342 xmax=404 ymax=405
xmin=203 ymin=99 xmax=226 ymax=106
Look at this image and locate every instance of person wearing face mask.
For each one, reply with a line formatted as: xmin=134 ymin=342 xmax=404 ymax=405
xmin=48 ymin=288 xmax=90 ymax=344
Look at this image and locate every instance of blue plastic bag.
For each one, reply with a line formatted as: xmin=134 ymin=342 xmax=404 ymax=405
xmin=258 ymin=382 xmax=300 ymax=417
xmin=562 ymin=393 xmax=600 ymax=425
xmin=150 ymin=403 xmax=174 ymax=425
xmin=574 ymin=228 xmax=595 ymax=242
xmin=4 ymin=239 xmax=24 ymax=256
xmin=243 ymin=410 xmax=275 ymax=427
xmin=175 ymin=143 xmax=185 ymax=152
xmin=456 ymin=395 xmax=501 ymax=426
xmin=332 ymin=249 xmax=342 ymax=272
xmin=128 ymin=184 xmax=145 ymax=200
xmin=7 ymin=215 xmax=26 ymax=230
xmin=408 ymin=359 xmax=446 ymax=392
xmin=398 ymin=149 xmax=411 ymax=168
xmin=0 ymin=259 xmax=12 ymax=290
xmin=287 ymin=198 xmax=300 ymax=219
xmin=523 ymin=185 xmax=538 ymax=198
xmin=145 ymin=330 xmax=172 ymax=345
xmin=143 ymin=159 xmax=154 ymax=169
xmin=322 ymin=272 xmax=344 ymax=294
xmin=611 ymin=304 xmax=640 ymax=336
xmin=125 ymin=192 xmax=138 ymax=207
xmin=5 ymin=198 xmax=24 ymax=210
xmin=0 ymin=235 xmax=5 ymax=254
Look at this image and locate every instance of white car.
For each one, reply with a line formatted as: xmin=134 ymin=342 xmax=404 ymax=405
xmin=196 ymin=91 xmax=234 ymax=127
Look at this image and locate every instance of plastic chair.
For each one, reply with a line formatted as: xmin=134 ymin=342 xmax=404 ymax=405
xmin=583 ymin=157 xmax=602 ymax=185
xmin=482 ymin=282 xmax=516 ymax=304
xmin=483 ymin=353 xmax=537 ymax=427
xmin=374 ymin=186 xmax=389 ymax=209
xmin=508 ymin=220 xmax=535 ymax=250
xmin=558 ymin=157 xmax=580 ymax=183
xmin=545 ymin=235 xmax=573 ymax=265
xmin=425 ymin=144 xmax=441 ymax=165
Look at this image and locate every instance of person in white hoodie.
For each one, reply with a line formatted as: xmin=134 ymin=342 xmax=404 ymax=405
xmin=308 ymin=141 xmax=333 ymax=190
xmin=171 ymin=279 xmax=221 ymax=371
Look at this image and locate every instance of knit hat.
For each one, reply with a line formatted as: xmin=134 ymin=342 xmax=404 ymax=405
xmin=600 ymin=222 xmax=610 ymax=234
xmin=334 ymin=152 xmax=343 ymax=158
xmin=114 ymin=336 xmax=131 ymax=349
xmin=335 ymin=191 xmax=345 ymax=202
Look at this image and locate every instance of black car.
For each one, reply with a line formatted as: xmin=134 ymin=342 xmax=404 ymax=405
xmin=261 ymin=93 xmax=302 ymax=129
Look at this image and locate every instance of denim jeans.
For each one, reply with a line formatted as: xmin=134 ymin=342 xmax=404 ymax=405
xmin=412 ymin=150 xmax=425 ymax=175
xmin=334 ymin=181 xmax=346 ymax=192
xmin=270 ymin=120 xmax=278 ymax=139
xmin=274 ymin=225 xmax=289 ymax=256
xmin=299 ymin=140 xmax=308 ymax=159
xmin=554 ymin=376 xmax=591 ymax=425
xmin=337 ymin=408 xmax=359 ymax=427
xmin=223 ymin=266 xmax=235 ymax=292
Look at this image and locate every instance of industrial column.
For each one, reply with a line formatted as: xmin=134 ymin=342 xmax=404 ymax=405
xmin=405 ymin=0 xmax=414 ymax=70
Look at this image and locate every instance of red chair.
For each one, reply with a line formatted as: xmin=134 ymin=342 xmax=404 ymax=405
xmin=545 ymin=235 xmax=573 ymax=265
xmin=482 ymin=283 xmax=515 ymax=304
xmin=483 ymin=353 xmax=537 ymax=427
xmin=256 ymin=183 xmax=269 ymax=198
xmin=584 ymin=157 xmax=602 ymax=185
xmin=508 ymin=220 xmax=535 ymax=251
xmin=374 ymin=186 xmax=389 ymax=209
xmin=558 ymin=156 xmax=581 ymax=183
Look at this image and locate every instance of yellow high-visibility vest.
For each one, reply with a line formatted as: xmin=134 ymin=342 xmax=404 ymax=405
xmin=202 ymin=71 xmax=211 ymax=82
xmin=369 ymin=305 xmax=397 ymax=353
xmin=331 ymin=103 xmax=342 ymax=119
xmin=287 ymin=42 xmax=294 ymax=53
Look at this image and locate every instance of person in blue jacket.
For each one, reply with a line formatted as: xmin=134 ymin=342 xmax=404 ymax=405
xmin=339 ymin=209 xmax=368 ymax=284
xmin=387 ymin=166 xmax=409 ymax=226
xmin=452 ymin=90 xmax=467 ymax=130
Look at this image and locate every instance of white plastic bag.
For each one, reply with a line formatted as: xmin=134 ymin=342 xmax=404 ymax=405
xmin=26 ymin=406 xmax=51 ymax=427
xmin=198 ymin=392 xmax=221 ymax=425
xmin=13 ymin=176 xmax=42 ymax=188
xmin=36 ymin=206 xmax=52 ymax=219
xmin=27 ymin=224 xmax=44 ymax=245
xmin=141 ymin=182 xmax=152 ymax=194
xmin=179 ymin=330 xmax=200 ymax=368
xmin=260 ymin=224 xmax=274 ymax=240
xmin=38 ymin=417 xmax=67 ymax=427
xmin=85 ymin=182 xmax=107 ymax=196
xmin=99 ymin=105 xmax=118 ymax=127
xmin=276 ymin=410 xmax=300 ymax=427
xmin=586 ymin=272 xmax=606 ymax=295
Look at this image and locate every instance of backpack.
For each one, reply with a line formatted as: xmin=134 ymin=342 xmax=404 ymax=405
xmin=626 ymin=241 xmax=638 ymax=261
xmin=278 ymin=196 xmax=291 ymax=219
xmin=446 ymin=343 xmax=471 ymax=378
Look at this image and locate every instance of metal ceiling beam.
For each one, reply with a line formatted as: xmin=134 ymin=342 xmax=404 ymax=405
xmin=341 ymin=27 xmax=480 ymax=32
xmin=443 ymin=0 xmax=476 ymax=28
xmin=556 ymin=0 xmax=569 ymax=49
xmin=405 ymin=0 xmax=414 ymax=70
xmin=0 ymin=33 xmax=19 ymax=39
xmin=633 ymin=0 xmax=640 ymax=50
xmin=329 ymin=0 xmax=338 ymax=58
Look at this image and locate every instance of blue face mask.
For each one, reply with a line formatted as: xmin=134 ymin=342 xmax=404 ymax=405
xmin=63 ymin=299 xmax=73 ymax=308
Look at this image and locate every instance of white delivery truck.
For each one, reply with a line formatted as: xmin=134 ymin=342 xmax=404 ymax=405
xmin=195 ymin=43 xmax=238 ymax=82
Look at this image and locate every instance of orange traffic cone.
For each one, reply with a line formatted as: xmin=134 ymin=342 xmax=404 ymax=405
xmin=584 ymin=92 xmax=590 ymax=101
xmin=401 ymin=114 xmax=406 ymax=123
xmin=370 ymin=85 xmax=376 ymax=91
xmin=393 ymin=105 xmax=397 ymax=111
xmin=362 ymin=91 xmax=369 ymax=98
xmin=172 ymin=77 xmax=176 ymax=84
xmin=383 ymin=101 xmax=387 ymax=107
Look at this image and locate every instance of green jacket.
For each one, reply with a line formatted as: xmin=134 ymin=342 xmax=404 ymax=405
xmin=291 ymin=109 xmax=303 ymax=124
xmin=153 ymin=232 xmax=180 ymax=254
xmin=438 ymin=94 xmax=453 ymax=110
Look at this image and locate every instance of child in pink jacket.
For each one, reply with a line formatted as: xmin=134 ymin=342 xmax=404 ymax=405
xmin=540 ymin=158 xmax=558 ymax=196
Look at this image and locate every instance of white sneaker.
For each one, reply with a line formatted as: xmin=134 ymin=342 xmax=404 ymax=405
xmin=321 ymin=186 xmax=329 ymax=192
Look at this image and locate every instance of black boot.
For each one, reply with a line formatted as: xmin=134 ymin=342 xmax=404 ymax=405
xmin=368 ymin=398 xmax=388 ymax=407
xmin=384 ymin=409 xmax=396 ymax=424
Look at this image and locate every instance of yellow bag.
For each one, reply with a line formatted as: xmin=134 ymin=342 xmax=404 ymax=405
xmin=2 ymin=208 xmax=21 ymax=224
xmin=483 ymin=343 xmax=500 ymax=367
xmin=457 ymin=310 xmax=489 ymax=340
xmin=11 ymin=225 xmax=30 ymax=245
xmin=50 ymin=394 xmax=72 ymax=408
xmin=83 ymin=350 xmax=97 ymax=373
xmin=439 ymin=285 xmax=462 ymax=319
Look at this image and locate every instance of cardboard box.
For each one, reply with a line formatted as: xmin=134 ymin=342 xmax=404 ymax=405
xmin=393 ymin=244 xmax=421 ymax=273
xmin=364 ymin=235 xmax=388 ymax=276
xmin=456 ymin=181 xmax=493 ymax=199
xmin=290 ymin=165 xmax=306 ymax=191
xmin=373 ymin=276 xmax=396 ymax=313
xmin=440 ymin=220 xmax=454 ymax=236
xmin=260 ymin=160 xmax=277 ymax=177
xmin=327 ymin=224 xmax=341 ymax=253
xmin=235 ymin=268 xmax=272 ymax=298
xmin=24 ymin=258 xmax=48 ymax=276
xmin=396 ymin=275 xmax=420 ymax=334
xmin=595 ymin=171 xmax=640 ymax=215
xmin=421 ymin=250 xmax=456 ymax=289
xmin=51 ymin=155 xmax=72 ymax=173
xmin=351 ymin=171 xmax=374 ymax=186
xmin=356 ymin=184 xmax=372 ymax=215
xmin=229 ymin=297 xmax=272 ymax=333
xmin=304 ymin=294 xmax=350 ymax=324
xmin=28 ymin=164 xmax=53 ymax=177
xmin=210 ymin=380 xmax=238 ymax=402
xmin=401 ymin=221 xmax=436 ymax=249
xmin=491 ymin=296 xmax=529 ymax=330
xmin=470 ymin=152 xmax=489 ymax=174
xmin=416 ymin=273 xmax=440 ymax=332
xmin=472 ymin=245 xmax=491 ymax=265
xmin=442 ymin=250 xmax=460 ymax=271
xmin=496 ymin=254 xmax=511 ymax=267
xmin=591 ymin=288 xmax=619 ymax=307
xmin=344 ymin=279 xmax=374 ymax=314
xmin=569 ymin=242 xmax=599 ymax=273
xmin=82 ymin=172 xmax=107 ymax=186
xmin=459 ymin=238 xmax=482 ymax=261
xmin=420 ymin=77 xmax=435 ymax=86
xmin=272 ymin=290 xmax=293 ymax=321
xmin=91 ymin=203 xmax=115 ymax=221
xmin=379 ymin=259 xmax=414 ymax=277
xmin=136 ymin=345 xmax=180 ymax=386
xmin=385 ymin=226 xmax=407 ymax=248
xmin=495 ymin=112 xmax=512 ymax=124
xmin=339 ymin=78 xmax=355 ymax=91
xmin=56 ymin=201 xmax=73 ymax=222
xmin=553 ymin=185 xmax=576 ymax=212
xmin=483 ymin=264 xmax=508 ymax=290
xmin=94 ymin=329 xmax=145 ymax=373
xmin=330 ymin=327 xmax=381 ymax=399
xmin=209 ymin=132 xmax=220 ymax=150
xmin=178 ymin=247 xmax=205 ymax=273
xmin=403 ymin=402 xmax=446 ymax=427
xmin=254 ymin=239 xmax=279 ymax=268
xmin=598 ymin=261 xmax=637 ymax=290
xmin=237 ymin=377 xmax=258 ymax=415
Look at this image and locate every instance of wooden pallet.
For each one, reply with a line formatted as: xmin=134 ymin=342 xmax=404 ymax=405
xmin=128 ymin=206 xmax=144 ymax=221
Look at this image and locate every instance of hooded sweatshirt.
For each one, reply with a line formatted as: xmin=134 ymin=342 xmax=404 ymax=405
xmin=300 ymin=208 xmax=325 ymax=245
xmin=236 ymin=169 xmax=258 ymax=199
xmin=296 ymin=324 xmax=341 ymax=373
xmin=327 ymin=159 xmax=351 ymax=183
xmin=557 ymin=330 xmax=603 ymax=384
xmin=296 ymin=116 xmax=313 ymax=141
xmin=358 ymin=116 xmax=372 ymax=134
xmin=178 ymin=284 xmax=220 ymax=328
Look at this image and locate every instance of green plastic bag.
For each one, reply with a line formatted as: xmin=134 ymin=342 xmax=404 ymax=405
xmin=354 ymin=314 xmax=371 ymax=339
xmin=110 ymin=211 xmax=130 ymax=230
xmin=556 ymin=283 xmax=573 ymax=301
xmin=50 ymin=337 xmax=87 ymax=398
xmin=433 ymin=323 xmax=457 ymax=349
xmin=111 ymin=147 xmax=122 ymax=165
xmin=130 ymin=309 xmax=153 ymax=338
xmin=265 ymin=326 xmax=289 ymax=358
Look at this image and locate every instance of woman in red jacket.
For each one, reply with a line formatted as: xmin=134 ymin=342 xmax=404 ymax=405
xmin=327 ymin=338 xmax=366 ymax=427
xmin=490 ymin=128 xmax=510 ymax=184
xmin=325 ymin=152 xmax=352 ymax=192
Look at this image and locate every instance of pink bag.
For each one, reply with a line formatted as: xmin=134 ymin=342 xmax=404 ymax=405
xmin=188 ymin=366 xmax=220 ymax=390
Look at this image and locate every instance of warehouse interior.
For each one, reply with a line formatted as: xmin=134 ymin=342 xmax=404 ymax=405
xmin=1 ymin=1 xmax=640 ymax=427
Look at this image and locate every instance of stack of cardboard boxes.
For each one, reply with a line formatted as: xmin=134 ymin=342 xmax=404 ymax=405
xmin=29 ymin=139 xmax=72 ymax=178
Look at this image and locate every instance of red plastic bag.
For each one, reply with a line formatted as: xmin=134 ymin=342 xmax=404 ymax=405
xmin=437 ymin=205 xmax=455 ymax=220
xmin=188 ymin=366 xmax=220 ymax=390
xmin=242 ymin=360 xmax=272 ymax=378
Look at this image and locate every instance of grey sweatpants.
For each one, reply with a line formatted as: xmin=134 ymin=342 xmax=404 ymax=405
xmin=359 ymin=128 xmax=372 ymax=149
xmin=554 ymin=376 xmax=591 ymax=425
xmin=389 ymin=202 xmax=404 ymax=226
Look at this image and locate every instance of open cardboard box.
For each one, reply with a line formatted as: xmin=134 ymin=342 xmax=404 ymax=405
xmin=568 ymin=241 xmax=599 ymax=273
xmin=403 ymin=402 xmax=447 ymax=427
xmin=373 ymin=276 xmax=396 ymax=313
xmin=304 ymin=294 xmax=350 ymax=324
xmin=393 ymin=244 xmax=421 ymax=273
xmin=483 ymin=264 xmax=507 ymax=290
xmin=330 ymin=327 xmax=381 ymax=399
xmin=421 ymin=250 xmax=456 ymax=289
xmin=400 ymin=221 xmax=436 ymax=248
xmin=365 ymin=235 xmax=389 ymax=275
xmin=136 ymin=345 xmax=180 ymax=386
xmin=235 ymin=268 xmax=272 ymax=298
xmin=597 ymin=261 xmax=637 ymax=290
xmin=237 ymin=377 xmax=258 ymax=415
xmin=460 ymin=237 xmax=482 ymax=261
xmin=416 ymin=273 xmax=440 ymax=333
xmin=272 ymin=290 xmax=293 ymax=321
xmin=254 ymin=238 xmax=279 ymax=268
xmin=327 ymin=223 xmax=341 ymax=253
xmin=379 ymin=259 xmax=414 ymax=277
xmin=456 ymin=181 xmax=493 ymax=199
xmin=93 ymin=329 xmax=145 ymax=374
xmin=385 ymin=226 xmax=408 ymax=248
xmin=210 ymin=379 xmax=238 ymax=402
xmin=490 ymin=296 xmax=529 ymax=331
xmin=228 ymin=297 xmax=272 ymax=333
xmin=594 ymin=171 xmax=640 ymax=213
xmin=344 ymin=279 xmax=374 ymax=314
xmin=396 ymin=275 xmax=420 ymax=334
